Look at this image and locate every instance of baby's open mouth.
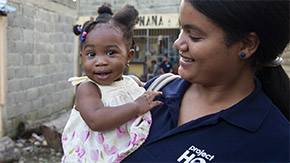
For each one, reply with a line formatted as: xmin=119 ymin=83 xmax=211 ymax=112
xmin=94 ymin=72 xmax=111 ymax=80
xmin=96 ymin=72 xmax=110 ymax=76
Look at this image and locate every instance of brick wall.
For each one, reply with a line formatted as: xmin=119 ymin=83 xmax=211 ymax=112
xmin=2 ymin=0 xmax=77 ymax=137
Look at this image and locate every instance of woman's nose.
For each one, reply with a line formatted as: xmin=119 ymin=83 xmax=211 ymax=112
xmin=174 ymin=31 xmax=188 ymax=52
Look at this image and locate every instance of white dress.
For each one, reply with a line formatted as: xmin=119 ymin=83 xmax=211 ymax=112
xmin=61 ymin=76 xmax=151 ymax=163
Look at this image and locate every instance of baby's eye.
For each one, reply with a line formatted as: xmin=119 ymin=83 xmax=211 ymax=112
xmin=106 ymin=51 xmax=115 ymax=56
xmin=87 ymin=52 xmax=96 ymax=57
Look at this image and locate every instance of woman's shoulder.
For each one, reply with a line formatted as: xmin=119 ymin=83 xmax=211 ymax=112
xmin=145 ymin=74 xmax=187 ymax=93
xmin=266 ymin=103 xmax=290 ymax=129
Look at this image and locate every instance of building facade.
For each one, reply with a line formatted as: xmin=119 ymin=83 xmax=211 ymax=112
xmin=0 ymin=0 xmax=78 ymax=137
xmin=76 ymin=0 xmax=290 ymax=80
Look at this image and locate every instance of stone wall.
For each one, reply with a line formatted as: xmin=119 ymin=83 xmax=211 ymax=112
xmin=3 ymin=0 xmax=77 ymax=136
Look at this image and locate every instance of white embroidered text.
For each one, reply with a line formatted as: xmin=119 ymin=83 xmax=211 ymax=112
xmin=177 ymin=145 xmax=215 ymax=163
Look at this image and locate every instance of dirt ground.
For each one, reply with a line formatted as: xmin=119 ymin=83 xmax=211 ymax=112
xmin=13 ymin=134 xmax=62 ymax=163
xmin=16 ymin=146 xmax=62 ymax=163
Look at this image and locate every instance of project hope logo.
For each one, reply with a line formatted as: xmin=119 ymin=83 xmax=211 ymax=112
xmin=177 ymin=145 xmax=215 ymax=163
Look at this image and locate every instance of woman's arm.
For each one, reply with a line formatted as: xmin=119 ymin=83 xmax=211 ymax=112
xmin=75 ymin=81 xmax=162 ymax=132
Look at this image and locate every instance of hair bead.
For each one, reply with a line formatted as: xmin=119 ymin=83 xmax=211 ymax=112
xmin=80 ymin=31 xmax=87 ymax=43
xmin=77 ymin=25 xmax=82 ymax=33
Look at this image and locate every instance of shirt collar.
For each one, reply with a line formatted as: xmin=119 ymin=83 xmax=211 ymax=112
xmin=220 ymin=77 xmax=271 ymax=132
xmin=147 ymin=76 xmax=271 ymax=133
xmin=174 ymin=77 xmax=271 ymax=133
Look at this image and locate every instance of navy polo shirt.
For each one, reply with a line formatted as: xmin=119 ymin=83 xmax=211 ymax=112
xmin=160 ymin=62 xmax=173 ymax=73
xmin=123 ymin=77 xmax=290 ymax=162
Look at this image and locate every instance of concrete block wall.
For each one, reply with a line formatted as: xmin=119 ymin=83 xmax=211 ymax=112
xmin=78 ymin=0 xmax=180 ymax=16
xmin=3 ymin=0 xmax=78 ymax=137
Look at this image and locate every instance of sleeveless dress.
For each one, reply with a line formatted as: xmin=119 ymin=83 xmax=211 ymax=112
xmin=61 ymin=76 xmax=152 ymax=163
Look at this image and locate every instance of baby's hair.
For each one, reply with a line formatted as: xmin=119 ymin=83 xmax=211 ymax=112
xmin=72 ymin=3 xmax=139 ymax=50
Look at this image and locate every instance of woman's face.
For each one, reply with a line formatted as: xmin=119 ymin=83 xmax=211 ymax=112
xmin=81 ymin=24 xmax=133 ymax=85
xmin=174 ymin=0 xmax=244 ymax=86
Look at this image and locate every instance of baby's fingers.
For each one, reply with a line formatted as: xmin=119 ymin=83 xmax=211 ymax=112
xmin=146 ymin=91 xmax=162 ymax=99
xmin=152 ymin=91 xmax=163 ymax=97
xmin=146 ymin=91 xmax=163 ymax=106
xmin=151 ymin=101 xmax=163 ymax=107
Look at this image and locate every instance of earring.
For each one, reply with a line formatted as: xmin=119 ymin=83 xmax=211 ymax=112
xmin=239 ymin=53 xmax=246 ymax=59
xmin=179 ymin=50 xmax=183 ymax=54
xmin=126 ymin=63 xmax=130 ymax=67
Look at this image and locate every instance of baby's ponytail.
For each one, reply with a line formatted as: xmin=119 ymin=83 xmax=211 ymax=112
xmin=97 ymin=3 xmax=113 ymax=16
xmin=73 ymin=25 xmax=82 ymax=35
xmin=114 ymin=5 xmax=139 ymax=30
xmin=96 ymin=3 xmax=113 ymax=23
xmin=113 ymin=4 xmax=139 ymax=50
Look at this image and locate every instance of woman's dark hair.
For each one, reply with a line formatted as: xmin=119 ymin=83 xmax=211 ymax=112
xmin=72 ymin=3 xmax=139 ymax=50
xmin=187 ymin=0 xmax=290 ymax=120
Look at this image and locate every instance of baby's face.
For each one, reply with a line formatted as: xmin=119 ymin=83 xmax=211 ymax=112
xmin=80 ymin=24 xmax=130 ymax=85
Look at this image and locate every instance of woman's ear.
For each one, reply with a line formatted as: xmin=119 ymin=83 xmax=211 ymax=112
xmin=240 ymin=32 xmax=260 ymax=58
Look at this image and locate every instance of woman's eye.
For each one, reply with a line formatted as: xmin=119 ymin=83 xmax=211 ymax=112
xmin=106 ymin=51 xmax=115 ymax=56
xmin=189 ymin=35 xmax=201 ymax=41
xmin=87 ymin=52 xmax=96 ymax=57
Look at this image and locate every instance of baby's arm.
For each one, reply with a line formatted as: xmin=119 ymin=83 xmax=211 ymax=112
xmin=75 ymin=81 xmax=162 ymax=132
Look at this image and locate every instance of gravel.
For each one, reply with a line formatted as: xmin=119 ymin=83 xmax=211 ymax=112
xmin=13 ymin=133 xmax=63 ymax=163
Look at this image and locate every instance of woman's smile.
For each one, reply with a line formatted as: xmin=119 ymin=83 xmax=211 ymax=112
xmin=179 ymin=53 xmax=196 ymax=68
xmin=180 ymin=56 xmax=195 ymax=62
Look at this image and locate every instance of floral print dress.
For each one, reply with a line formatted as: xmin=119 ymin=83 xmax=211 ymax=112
xmin=61 ymin=76 xmax=151 ymax=163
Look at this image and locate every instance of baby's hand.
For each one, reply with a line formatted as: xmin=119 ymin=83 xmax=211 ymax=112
xmin=134 ymin=91 xmax=163 ymax=115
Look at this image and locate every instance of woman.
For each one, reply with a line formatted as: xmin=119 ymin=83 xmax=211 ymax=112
xmin=123 ymin=0 xmax=289 ymax=162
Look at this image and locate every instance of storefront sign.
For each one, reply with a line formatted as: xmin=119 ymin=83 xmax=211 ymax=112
xmin=136 ymin=14 xmax=179 ymax=29
xmin=77 ymin=14 xmax=179 ymax=29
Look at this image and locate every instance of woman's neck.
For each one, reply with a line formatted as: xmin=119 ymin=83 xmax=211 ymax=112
xmin=190 ymin=77 xmax=255 ymax=108
xmin=190 ymin=65 xmax=256 ymax=109
xmin=178 ymin=72 xmax=255 ymax=126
